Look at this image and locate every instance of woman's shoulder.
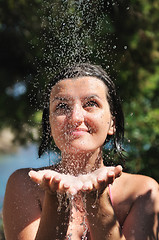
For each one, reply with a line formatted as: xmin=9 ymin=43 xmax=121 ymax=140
xmin=3 ymin=168 xmax=46 ymax=239
xmin=7 ymin=165 xmax=56 ymax=185
xmin=111 ymin=172 xmax=158 ymax=225
xmin=5 ymin=164 xmax=60 ymax=198
xmin=7 ymin=168 xmax=32 ymax=187
xmin=6 ymin=168 xmax=33 ymax=195
xmin=5 ymin=167 xmax=45 ymax=202
xmin=113 ymin=172 xmax=158 ymax=200
xmin=111 ymin=171 xmax=158 ymax=211
xmin=7 ymin=167 xmax=38 ymax=186
xmin=121 ymin=172 xmax=158 ymax=195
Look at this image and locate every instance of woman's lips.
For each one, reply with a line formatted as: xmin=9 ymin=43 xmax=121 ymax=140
xmin=69 ymin=128 xmax=89 ymax=136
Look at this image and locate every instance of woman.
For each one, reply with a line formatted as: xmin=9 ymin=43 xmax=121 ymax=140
xmin=3 ymin=63 xmax=159 ymax=239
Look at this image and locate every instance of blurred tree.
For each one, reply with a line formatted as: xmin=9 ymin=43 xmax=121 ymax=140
xmin=116 ymin=0 xmax=159 ymax=181
xmin=0 ymin=0 xmax=158 ymax=180
xmin=0 ymin=0 xmax=43 ymax=143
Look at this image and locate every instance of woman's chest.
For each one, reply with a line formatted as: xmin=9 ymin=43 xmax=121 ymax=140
xmin=39 ymin=192 xmax=91 ymax=239
xmin=66 ymin=207 xmax=91 ymax=240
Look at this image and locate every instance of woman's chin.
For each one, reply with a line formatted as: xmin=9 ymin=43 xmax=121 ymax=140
xmin=60 ymin=143 xmax=98 ymax=155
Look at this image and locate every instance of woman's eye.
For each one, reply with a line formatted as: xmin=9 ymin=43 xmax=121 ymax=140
xmin=84 ymin=101 xmax=99 ymax=108
xmin=55 ymin=103 xmax=70 ymax=112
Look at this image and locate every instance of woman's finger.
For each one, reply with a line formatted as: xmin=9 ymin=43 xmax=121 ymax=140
xmin=107 ymin=171 xmax=115 ymax=184
xmin=82 ymin=181 xmax=93 ymax=192
xmin=49 ymin=174 xmax=62 ymax=192
xmin=114 ymin=165 xmax=123 ymax=178
xmin=29 ymin=170 xmax=44 ymax=184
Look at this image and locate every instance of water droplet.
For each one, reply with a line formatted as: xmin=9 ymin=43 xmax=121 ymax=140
xmin=57 ymin=192 xmax=63 ymax=212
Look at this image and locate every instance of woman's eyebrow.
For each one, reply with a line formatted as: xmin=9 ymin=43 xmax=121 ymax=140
xmin=51 ymin=96 xmax=70 ymax=102
xmin=83 ymin=94 xmax=101 ymax=100
xmin=51 ymin=94 xmax=101 ymax=102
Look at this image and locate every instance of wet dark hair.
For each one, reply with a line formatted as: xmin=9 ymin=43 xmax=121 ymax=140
xmin=38 ymin=63 xmax=125 ymax=158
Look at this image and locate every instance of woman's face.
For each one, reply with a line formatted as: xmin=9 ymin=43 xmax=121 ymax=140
xmin=49 ymin=76 xmax=115 ymax=154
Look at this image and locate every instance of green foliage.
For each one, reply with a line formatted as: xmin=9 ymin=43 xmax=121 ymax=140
xmin=0 ymin=0 xmax=159 ymax=180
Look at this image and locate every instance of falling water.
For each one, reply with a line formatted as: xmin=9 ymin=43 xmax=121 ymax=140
xmin=29 ymin=0 xmax=130 ymax=238
xmin=35 ymin=0 xmax=122 ymax=82
xmin=29 ymin=0 xmax=130 ymax=115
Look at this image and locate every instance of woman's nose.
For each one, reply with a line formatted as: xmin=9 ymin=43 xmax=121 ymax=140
xmin=69 ymin=104 xmax=84 ymax=124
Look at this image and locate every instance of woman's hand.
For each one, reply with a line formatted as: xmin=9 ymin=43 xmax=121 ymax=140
xmin=79 ymin=165 xmax=122 ymax=194
xmin=29 ymin=165 xmax=122 ymax=196
xmin=29 ymin=169 xmax=83 ymax=195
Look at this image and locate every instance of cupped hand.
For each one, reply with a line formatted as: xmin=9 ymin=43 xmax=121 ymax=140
xmin=78 ymin=165 xmax=122 ymax=194
xmin=29 ymin=169 xmax=83 ymax=195
xmin=29 ymin=165 xmax=122 ymax=196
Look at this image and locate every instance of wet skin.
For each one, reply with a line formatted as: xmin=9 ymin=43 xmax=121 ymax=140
xmin=49 ymin=76 xmax=115 ymax=155
xmin=3 ymin=77 xmax=159 ymax=240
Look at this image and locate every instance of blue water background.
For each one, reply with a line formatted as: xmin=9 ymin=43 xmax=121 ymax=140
xmin=0 ymin=144 xmax=59 ymax=212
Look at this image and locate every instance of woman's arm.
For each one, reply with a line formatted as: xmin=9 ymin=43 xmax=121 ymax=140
xmin=34 ymin=192 xmax=70 ymax=240
xmin=3 ymin=168 xmax=41 ymax=239
xmin=79 ymin=166 xmax=126 ymax=240
xmin=122 ymin=176 xmax=159 ymax=240
xmin=82 ymin=172 xmax=159 ymax=240
xmin=85 ymin=189 xmax=126 ymax=240
xmin=29 ymin=165 xmax=123 ymax=240
xmin=3 ymin=168 xmax=70 ymax=240
xmin=29 ymin=169 xmax=83 ymax=240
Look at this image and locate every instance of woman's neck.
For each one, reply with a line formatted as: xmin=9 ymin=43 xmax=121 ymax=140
xmin=60 ymin=148 xmax=104 ymax=176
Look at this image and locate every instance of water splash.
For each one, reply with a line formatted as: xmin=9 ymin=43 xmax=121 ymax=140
xmin=92 ymin=190 xmax=99 ymax=209
xmin=28 ymin=0 xmax=131 ymax=237
xmin=81 ymin=193 xmax=88 ymax=240
xmin=57 ymin=192 xmax=64 ymax=212
xmin=35 ymin=0 xmax=120 ymax=86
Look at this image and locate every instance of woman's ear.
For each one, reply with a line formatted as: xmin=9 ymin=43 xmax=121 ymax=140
xmin=107 ymin=118 xmax=116 ymax=135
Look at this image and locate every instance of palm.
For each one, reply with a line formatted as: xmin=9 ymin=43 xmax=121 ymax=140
xmin=29 ymin=165 xmax=122 ymax=195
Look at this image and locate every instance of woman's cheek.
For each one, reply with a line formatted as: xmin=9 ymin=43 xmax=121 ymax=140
xmin=90 ymin=112 xmax=106 ymax=128
xmin=52 ymin=115 xmax=65 ymax=126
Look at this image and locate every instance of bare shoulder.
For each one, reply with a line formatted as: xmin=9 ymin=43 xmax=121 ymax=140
xmin=4 ymin=163 xmax=59 ymax=204
xmin=3 ymin=167 xmax=43 ymax=214
xmin=5 ymin=168 xmax=40 ymax=195
xmin=3 ymin=168 xmax=44 ymax=239
xmin=113 ymin=172 xmax=158 ymax=201
xmin=121 ymin=172 xmax=158 ymax=196
xmin=116 ymin=173 xmax=159 ymax=238
xmin=111 ymin=172 xmax=159 ymax=226
xmin=4 ymin=165 xmax=55 ymax=193
xmin=7 ymin=167 xmax=33 ymax=183
xmin=3 ymin=167 xmax=45 ymax=213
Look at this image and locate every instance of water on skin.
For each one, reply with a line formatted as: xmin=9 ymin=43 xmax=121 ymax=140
xmin=56 ymin=191 xmax=90 ymax=239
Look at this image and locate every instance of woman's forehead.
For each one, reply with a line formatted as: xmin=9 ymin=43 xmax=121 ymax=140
xmin=50 ymin=76 xmax=108 ymax=98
